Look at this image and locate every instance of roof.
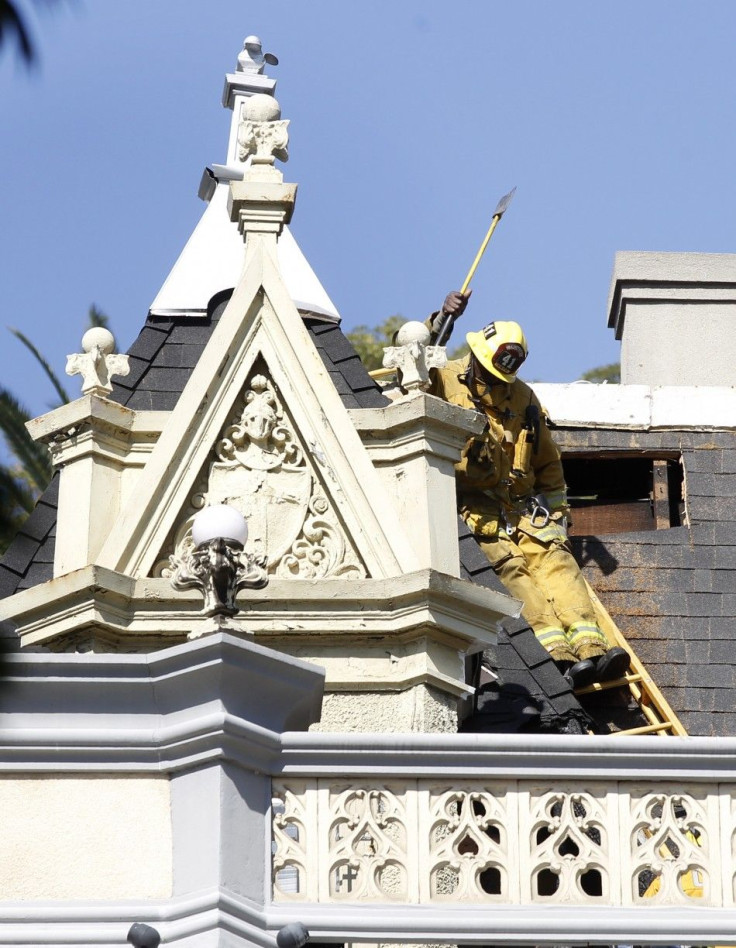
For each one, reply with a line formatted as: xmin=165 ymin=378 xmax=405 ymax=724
xmin=461 ymin=616 xmax=595 ymax=736
xmin=149 ymin=186 xmax=341 ymax=322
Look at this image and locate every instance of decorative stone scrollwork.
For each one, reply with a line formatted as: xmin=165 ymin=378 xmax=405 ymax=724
xmin=237 ymin=93 xmax=289 ymax=167
xmin=529 ymin=789 xmax=608 ymax=902
xmin=428 ymin=787 xmax=508 ymax=900
xmin=630 ymin=791 xmax=709 ymax=903
xmin=156 ymin=372 xmax=365 ymax=580
xmin=328 ymin=786 xmax=409 ymax=901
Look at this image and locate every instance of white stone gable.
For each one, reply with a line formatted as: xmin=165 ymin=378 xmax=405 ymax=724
xmin=97 ymin=244 xmax=418 ymax=581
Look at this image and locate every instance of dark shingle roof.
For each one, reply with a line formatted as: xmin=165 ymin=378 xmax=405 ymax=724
xmin=308 ymin=320 xmax=388 ymax=409
xmin=458 ymin=517 xmax=506 ymax=594
xmin=0 ymin=474 xmax=58 ymax=598
xmin=461 ymin=617 xmax=595 ymax=735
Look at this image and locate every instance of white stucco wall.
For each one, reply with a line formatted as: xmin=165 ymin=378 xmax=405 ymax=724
xmin=620 ymin=302 xmax=736 ymax=386
xmin=0 ymin=775 xmax=172 ymax=900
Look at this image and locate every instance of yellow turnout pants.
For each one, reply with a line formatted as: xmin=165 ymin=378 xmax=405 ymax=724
xmin=476 ymin=517 xmax=609 ymax=664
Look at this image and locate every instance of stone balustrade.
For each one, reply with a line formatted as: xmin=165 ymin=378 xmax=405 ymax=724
xmin=273 ymin=776 xmax=732 ymax=907
xmin=271 ymin=733 xmax=736 ymax=941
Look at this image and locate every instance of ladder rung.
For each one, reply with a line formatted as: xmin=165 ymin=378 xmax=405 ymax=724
xmin=637 ymin=701 xmax=662 ymax=728
xmin=575 ymin=673 xmax=644 ymax=695
xmin=611 ymin=721 xmax=674 ymax=737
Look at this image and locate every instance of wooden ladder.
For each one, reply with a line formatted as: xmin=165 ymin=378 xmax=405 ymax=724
xmin=574 ymin=580 xmax=688 ymax=736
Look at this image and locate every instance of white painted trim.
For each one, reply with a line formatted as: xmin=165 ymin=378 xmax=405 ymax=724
xmin=1 ymin=884 xmax=736 ymax=946
xmin=534 ymin=381 xmax=736 ymax=430
xmin=2 ymin=569 xmax=511 ymax=684
xmin=277 ymin=730 xmax=736 ymax=781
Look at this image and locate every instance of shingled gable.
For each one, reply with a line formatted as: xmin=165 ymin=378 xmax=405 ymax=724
xmin=97 ymin=248 xmax=416 ymax=580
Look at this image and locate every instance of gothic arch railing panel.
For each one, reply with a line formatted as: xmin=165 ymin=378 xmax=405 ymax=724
xmin=520 ymin=783 xmax=616 ymax=904
xmin=422 ymin=783 xmax=516 ymax=902
xmin=272 ymin=778 xmax=736 ymax=908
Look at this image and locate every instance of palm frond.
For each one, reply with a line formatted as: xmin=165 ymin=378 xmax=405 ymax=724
xmin=0 ymin=0 xmax=34 ymax=63
xmin=8 ymin=327 xmax=71 ymax=405
xmin=0 ymin=388 xmax=52 ymax=491
xmin=0 ymin=0 xmax=69 ymax=66
xmin=87 ymin=304 xmax=109 ymax=329
xmin=0 ymin=462 xmax=36 ymax=514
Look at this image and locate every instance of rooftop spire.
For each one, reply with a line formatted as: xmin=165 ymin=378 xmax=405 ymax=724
xmin=148 ymin=35 xmax=340 ymax=323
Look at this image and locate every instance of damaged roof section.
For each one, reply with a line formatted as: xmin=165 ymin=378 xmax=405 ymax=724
xmin=462 ymin=617 xmax=596 ymax=736
xmin=555 ymin=424 xmax=736 ymax=737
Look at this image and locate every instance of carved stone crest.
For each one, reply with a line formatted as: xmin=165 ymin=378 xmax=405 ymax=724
xmin=156 ymin=373 xmax=365 ymax=580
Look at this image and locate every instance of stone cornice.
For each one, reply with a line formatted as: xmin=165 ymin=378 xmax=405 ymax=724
xmin=277 ymin=730 xmax=736 ymax=781
xmin=349 ymin=391 xmax=485 ymax=464
xmin=1 ymin=567 xmax=513 ymax=654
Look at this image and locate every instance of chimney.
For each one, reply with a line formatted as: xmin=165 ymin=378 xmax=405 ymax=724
xmin=607 ymin=251 xmax=736 ymax=386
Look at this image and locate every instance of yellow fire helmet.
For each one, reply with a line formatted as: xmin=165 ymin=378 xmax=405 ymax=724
xmin=466 ymin=320 xmax=528 ymax=383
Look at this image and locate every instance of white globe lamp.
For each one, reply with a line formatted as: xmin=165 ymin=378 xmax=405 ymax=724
xmin=192 ymin=504 xmax=248 ymax=548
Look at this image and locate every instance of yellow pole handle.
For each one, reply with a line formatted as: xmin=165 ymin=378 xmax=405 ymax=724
xmin=460 ymin=214 xmax=501 ymax=295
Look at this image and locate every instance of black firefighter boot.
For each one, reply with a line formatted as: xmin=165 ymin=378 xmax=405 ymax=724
xmin=554 ymin=657 xmax=598 ymax=690
xmin=595 ymin=646 xmax=631 ymax=682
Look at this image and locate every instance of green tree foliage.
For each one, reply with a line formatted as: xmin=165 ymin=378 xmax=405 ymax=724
xmin=0 ymin=305 xmax=110 ymax=554
xmin=581 ymin=362 xmax=620 ymax=384
xmin=346 ymin=315 xmax=405 ymax=371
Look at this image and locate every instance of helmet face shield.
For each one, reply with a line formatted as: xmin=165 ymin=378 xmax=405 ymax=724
xmin=466 ymin=321 xmax=528 ymax=383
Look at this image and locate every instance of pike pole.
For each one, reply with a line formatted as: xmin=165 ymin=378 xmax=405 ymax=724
xmin=434 ymin=186 xmax=516 ymax=346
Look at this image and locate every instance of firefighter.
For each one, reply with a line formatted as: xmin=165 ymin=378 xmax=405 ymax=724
xmin=429 ymin=292 xmax=630 ymax=689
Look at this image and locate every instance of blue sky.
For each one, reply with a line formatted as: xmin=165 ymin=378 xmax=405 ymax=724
xmin=1 ymin=1 xmax=735 ymax=419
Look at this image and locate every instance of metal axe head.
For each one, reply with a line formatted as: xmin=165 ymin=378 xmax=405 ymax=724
xmin=493 ymin=186 xmax=517 ymax=219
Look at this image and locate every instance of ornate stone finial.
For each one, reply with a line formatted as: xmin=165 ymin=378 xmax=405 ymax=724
xmin=236 ymin=35 xmax=278 ymax=75
xmin=65 ymin=327 xmax=130 ymax=398
xmin=382 ymin=321 xmax=448 ymax=392
xmin=237 ymin=93 xmax=289 ymax=174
